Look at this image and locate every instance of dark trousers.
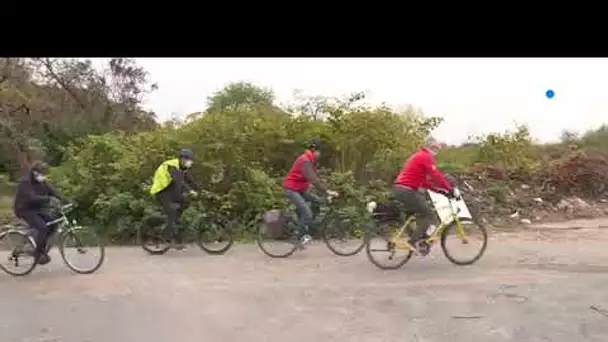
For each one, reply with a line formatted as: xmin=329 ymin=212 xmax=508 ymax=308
xmin=156 ymin=192 xmax=189 ymax=241
xmin=284 ymin=189 xmax=324 ymax=235
xmin=392 ymin=185 xmax=436 ymax=241
xmin=16 ymin=210 xmax=57 ymax=254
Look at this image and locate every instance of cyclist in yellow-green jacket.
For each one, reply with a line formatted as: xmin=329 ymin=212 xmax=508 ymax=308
xmin=150 ymin=149 xmax=201 ymax=248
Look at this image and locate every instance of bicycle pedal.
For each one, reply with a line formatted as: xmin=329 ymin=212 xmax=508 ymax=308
xmin=417 ymin=243 xmax=431 ymax=256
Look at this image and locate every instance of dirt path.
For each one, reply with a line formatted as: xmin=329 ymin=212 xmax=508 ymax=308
xmin=2 ymin=221 xmax=608 ymax=342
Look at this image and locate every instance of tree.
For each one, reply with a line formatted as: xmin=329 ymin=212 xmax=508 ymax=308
xmin=560 ymin=129 xmax=579 ymax=144
xmin=0 ymin=57 xmax=159 ymax=174
xmin=206 ymin=81 xmax=275 ymax=113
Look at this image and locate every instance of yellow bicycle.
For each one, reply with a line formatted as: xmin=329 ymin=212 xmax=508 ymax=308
xmin=365 ymin=190 xmax=488 ymax=270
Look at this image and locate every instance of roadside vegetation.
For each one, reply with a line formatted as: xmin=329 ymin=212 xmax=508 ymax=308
xmin=2 ymin=58 xmax=607 ymax=242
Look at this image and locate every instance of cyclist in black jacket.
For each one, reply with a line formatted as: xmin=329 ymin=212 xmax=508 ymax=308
xmin=13 ymin=161 xmax=66 ymax=265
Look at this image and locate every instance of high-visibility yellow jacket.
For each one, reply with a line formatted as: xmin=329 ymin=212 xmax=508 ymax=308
xmin=149 ymin=158 xmax=181 ymax=196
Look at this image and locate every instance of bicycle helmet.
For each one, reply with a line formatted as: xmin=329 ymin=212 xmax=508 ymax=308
xmin=179 ymin=148 xmax=194 ymax=159
xmin=31 ymin=161 xmax=49 ymax=175
xmin=308 ymin=138 xmax=323 ymax=151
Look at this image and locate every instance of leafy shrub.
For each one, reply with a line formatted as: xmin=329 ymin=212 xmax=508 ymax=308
xmin=43 ymin=84 xmax=608 ymax=243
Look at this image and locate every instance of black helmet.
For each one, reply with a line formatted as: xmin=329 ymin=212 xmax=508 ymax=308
xmin=179 ymin=148 xmax=194 ymax=159
xmin=31 ymin=161 xmax=49 ymax=175
xmin=308 ymin=138 xmax=322 ymax=150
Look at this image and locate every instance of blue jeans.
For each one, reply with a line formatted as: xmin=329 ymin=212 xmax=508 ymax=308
xmin=284 ymin=189 xmax=324 ymax=235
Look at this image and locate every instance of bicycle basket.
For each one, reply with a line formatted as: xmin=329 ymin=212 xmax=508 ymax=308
xmin=263 ymin=209 xmax=286 ymax=238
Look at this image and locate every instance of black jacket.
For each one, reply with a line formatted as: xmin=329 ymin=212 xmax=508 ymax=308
xmin=157 ymin=165 xmax=201 ymax=203
xmin=13 ymin=173 xmax=63 ymax=215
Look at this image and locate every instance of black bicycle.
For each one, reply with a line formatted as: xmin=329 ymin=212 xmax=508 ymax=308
xmin=138 ymin=191 xmax=233 ymax=255
xmin=0 ymin=203 xmax=105 ymax=276
xmin=257 ymin=193 xmax=367 ymax=258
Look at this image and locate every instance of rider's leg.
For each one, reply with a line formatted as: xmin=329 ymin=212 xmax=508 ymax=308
xmin=17 ymin=210 xmax=51 ymax=263
xmin=300 ymin=190 xmax=325 ymax=236
xmin=158 ymin=194 xmax=180 ymax=241
xmin=285 ymin=189 xmax=314 ymax=237
xmin=38 ymin=212 xmax=57 ymax=253
xmin=173 ymin=199 xmax=188 ymax=245
xmin=392 ymin=186 xmax=435 ymax=242
xmin=301 ymin=190 xmax=325 ymax=207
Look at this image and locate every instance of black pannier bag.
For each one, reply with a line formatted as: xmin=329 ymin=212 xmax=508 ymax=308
xmin=371 ymin=202 xmax=402 ymax=224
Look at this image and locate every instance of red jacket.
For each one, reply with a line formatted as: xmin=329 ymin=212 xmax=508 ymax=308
xmin=283 ymin=150 xmax=317 ymax=192
xmin=394 ymin=148 xmax=453 ymax=192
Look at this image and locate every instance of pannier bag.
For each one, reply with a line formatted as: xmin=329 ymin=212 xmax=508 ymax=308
xmin=371 ymin=201 xmax=402 ymax=223
xmin=264 ymin=209 xmax=286 ymax=238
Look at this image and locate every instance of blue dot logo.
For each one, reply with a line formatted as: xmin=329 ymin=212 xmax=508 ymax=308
xmin=546 ymin=89 xmax=555 ymax=99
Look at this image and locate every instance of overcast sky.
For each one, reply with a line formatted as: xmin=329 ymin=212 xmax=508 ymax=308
xmin=97 ymin=58 xmax=607 ymax=145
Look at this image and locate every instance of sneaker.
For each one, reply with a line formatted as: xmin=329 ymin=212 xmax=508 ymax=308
xmin=36 ymin=253 xmax=51 ymax=265
xmin=300 ymin=234 xmax=312 ymax=245
xmin=297 ymin=234 xmax=312 ymax=250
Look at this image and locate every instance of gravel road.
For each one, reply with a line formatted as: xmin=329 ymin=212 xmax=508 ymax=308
xmin=2 ymin=220 xmax=608 ymax=342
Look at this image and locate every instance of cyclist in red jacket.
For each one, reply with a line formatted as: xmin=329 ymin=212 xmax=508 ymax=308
xmin=283 ymin=139 xmax=338 ymax=246
xmin=393 ymin=137 xmax=455 ymax=253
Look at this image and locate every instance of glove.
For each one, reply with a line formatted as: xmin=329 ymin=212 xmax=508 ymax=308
xmin=446 ymin=189 xmax=462 ymax=201
xmin=326 ymin=190 xmax=339 ymax=203
xmin=438 ymin=189 xmax=455 ymax=199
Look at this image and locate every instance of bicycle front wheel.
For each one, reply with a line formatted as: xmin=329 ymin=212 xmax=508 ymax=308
xmin=440 ymin=218 xmax=488 ymax=266
xmin=0 ymin=229 xmax=37 ymax=276
xmin=192 ymin=215 xmax=234 ymax=255
xmin=321 ymin=214 xmax=367 ymax=257
xmin=60 ymin=227 xmax=105 ymax=274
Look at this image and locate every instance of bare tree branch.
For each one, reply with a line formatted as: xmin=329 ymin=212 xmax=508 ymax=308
xmin=37 ymin=58 xmax=86 ymax=110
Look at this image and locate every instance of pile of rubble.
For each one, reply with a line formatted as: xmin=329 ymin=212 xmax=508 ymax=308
xmin=454 ymin=152 xmax=608 ymax=227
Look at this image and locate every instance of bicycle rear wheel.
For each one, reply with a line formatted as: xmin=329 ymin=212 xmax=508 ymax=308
xmin=321 ymin=214 xmax=367 ymax=257
xmin=365 ymin=223 xmax=413 ymax=270
xmin=138 ymin=214 xmax=171 ymax=255
xmin=0 ymin=230 xmax=37 ymax=276
xmin=192 ymin=215 xmax=234 ymax=255
xmin=257 ymin=216 xmax=299 ymax=258
xmin=440 ymin=218 xmax=488 ymax=266
xmin=59 ymin=227 xmax=105 ymax=274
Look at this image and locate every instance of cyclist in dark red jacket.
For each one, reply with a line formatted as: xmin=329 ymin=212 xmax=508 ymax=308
xmin=283 ymin=139 xmax=338 ymax=246
xmin=394 ymin=137 xmax=455 ymax=252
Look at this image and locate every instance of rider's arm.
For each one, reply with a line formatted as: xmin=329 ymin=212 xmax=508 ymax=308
xmin=183 ymin=170 xmax=202 ymax=192
xmin=46 ymin=183 xmax=66 ymax=202
xmin=17 ymin=181 xmax=51 ymax=206
xmin=422 ymin=155 xmax=453 ymax=193
xmin=168 ymin=165 xmax=187 ymax=190
xmin=167 ymin=166 xmax=201 ymax=192
xmin=302 ymin=160 xmax=328 ymax=195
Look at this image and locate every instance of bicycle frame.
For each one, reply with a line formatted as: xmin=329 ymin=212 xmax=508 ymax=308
xmin=45 ymin=204 xmax=76 ymax=231
xmin=289 ymin=194 xmax=339 ymax=231
xmin=384 ymin=196 xmax=470 ymax=253
xmin=42 ymin=204 xmax=78 ymax=250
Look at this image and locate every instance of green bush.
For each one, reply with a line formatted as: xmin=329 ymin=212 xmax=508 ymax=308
xmin=5 ymin=59 xmax=608 ymax=242
xmin=41 ymin=83 xmax=608 ymax=244
xmin=48 ymin=96 xmax=452 ymax=243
